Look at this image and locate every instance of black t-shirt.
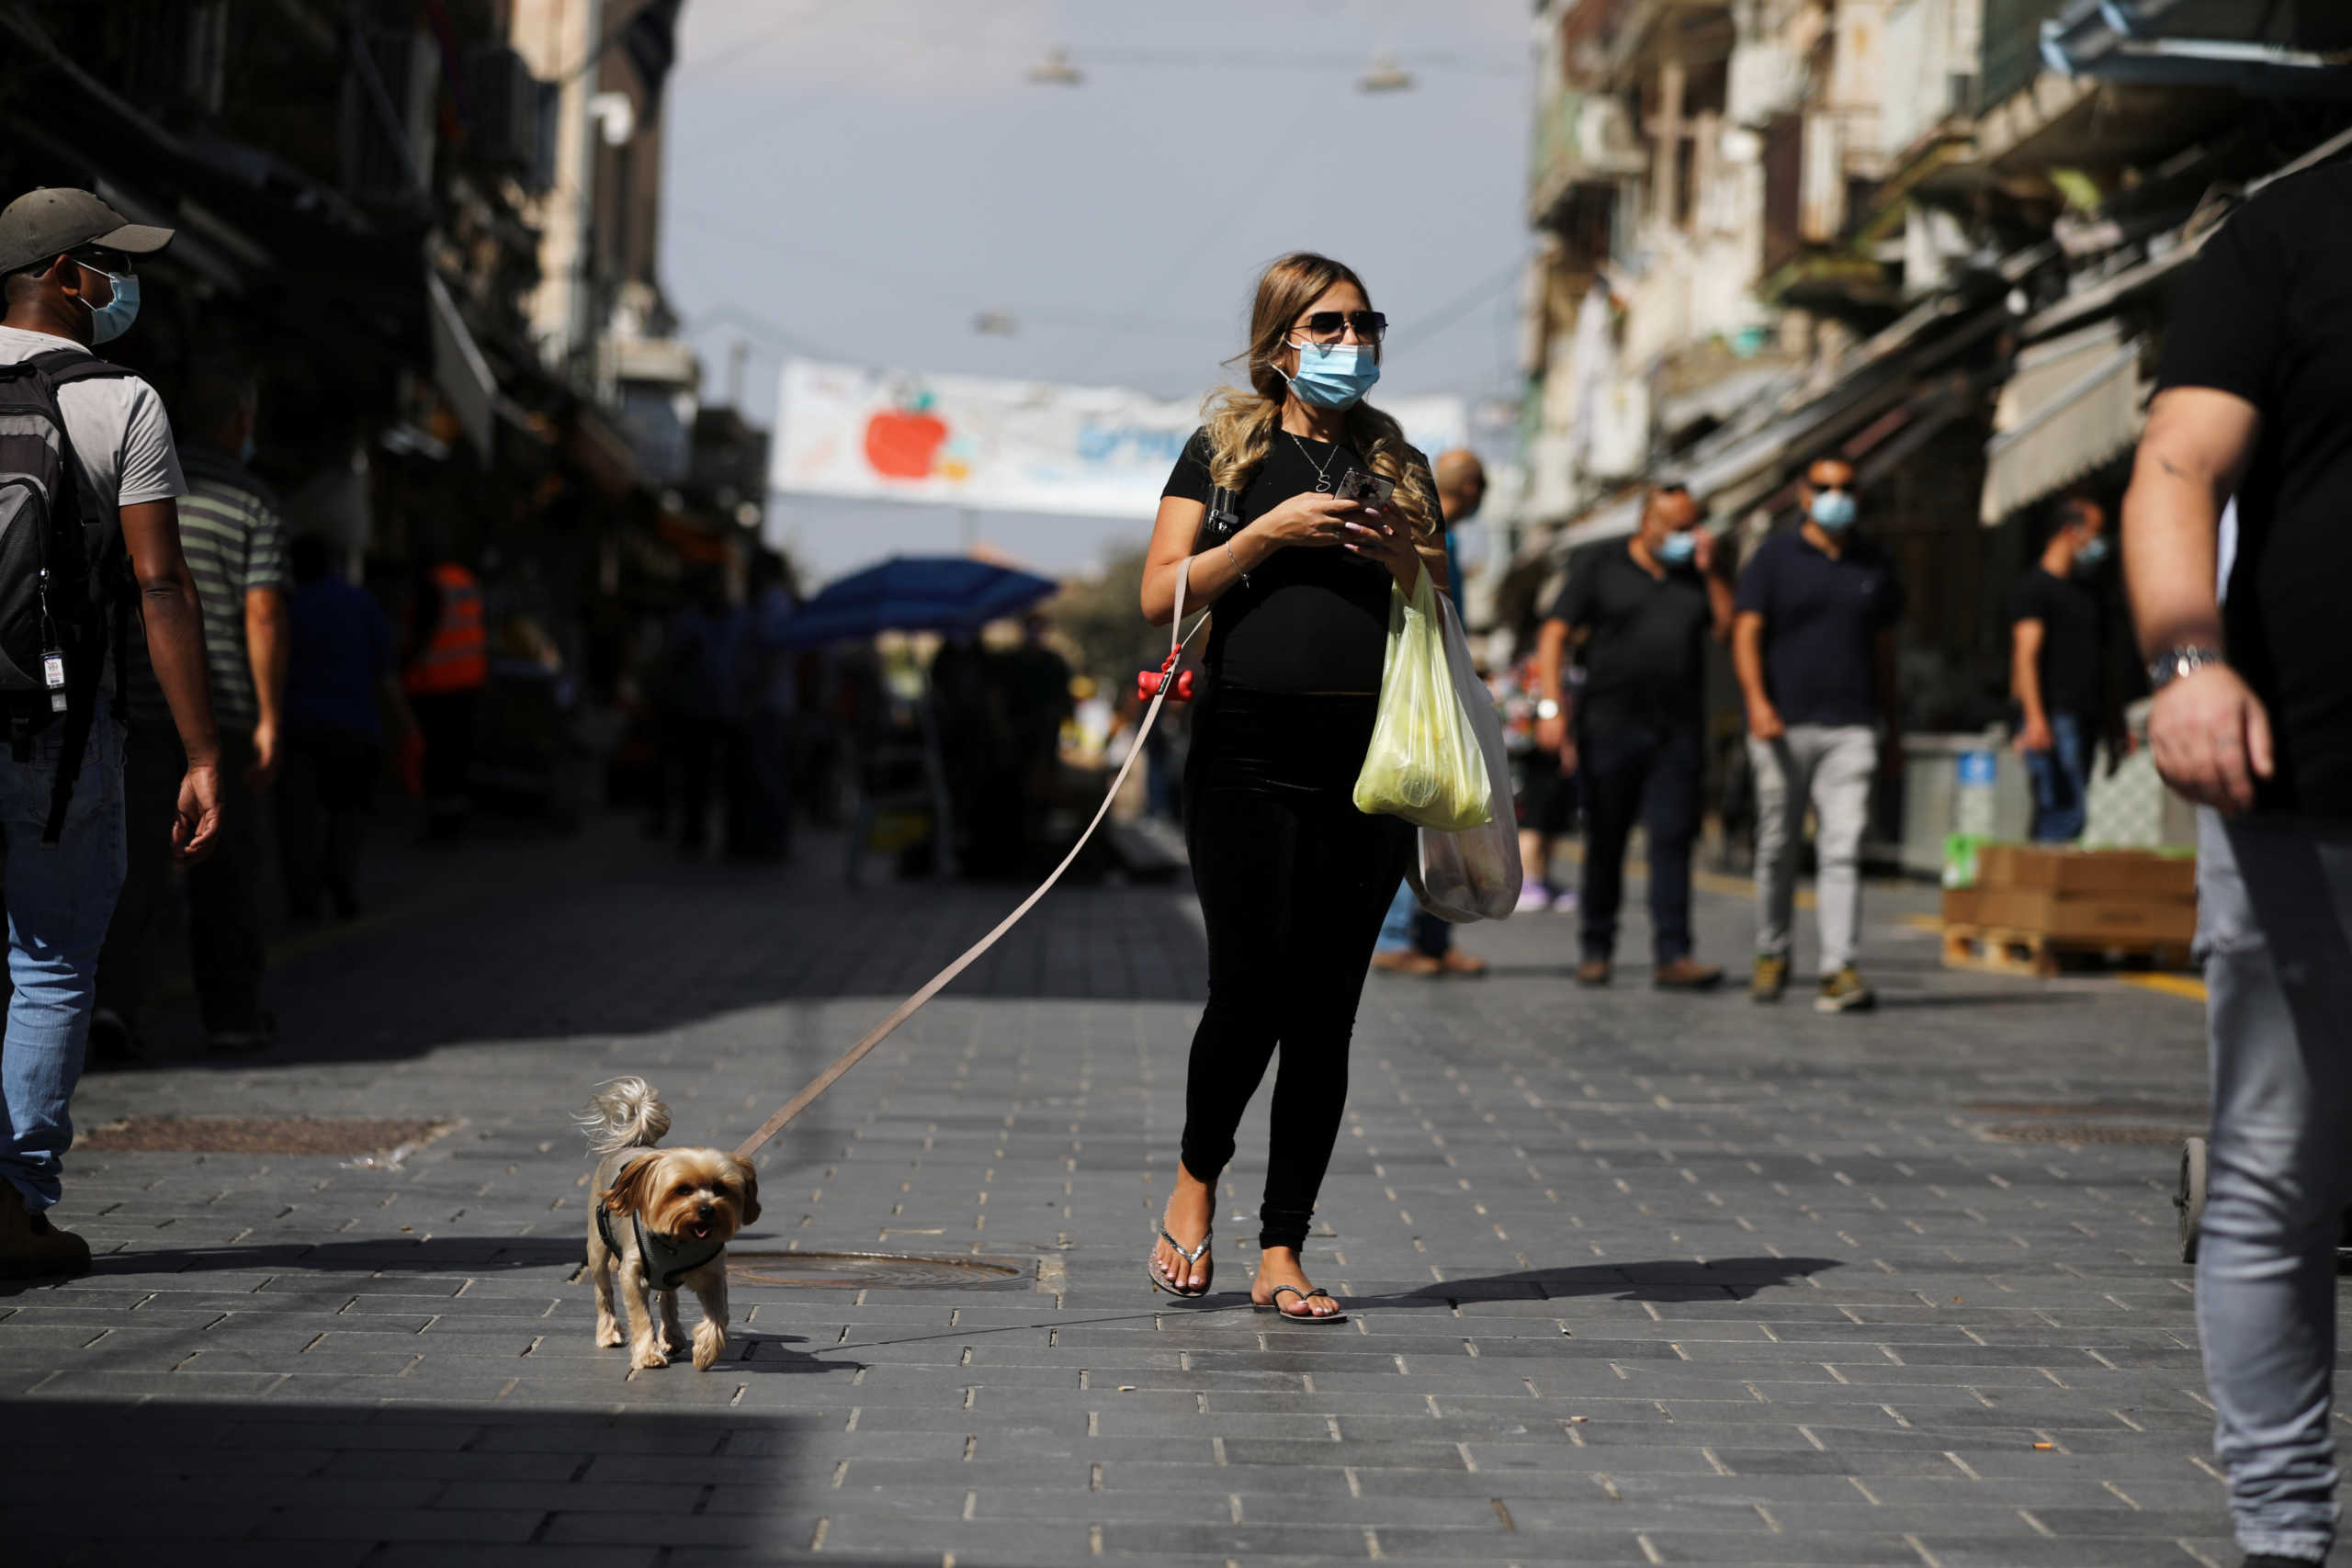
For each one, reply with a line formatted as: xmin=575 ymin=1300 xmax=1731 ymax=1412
xmin=1546 ymin=540 xmax=1710 ymax=728
xmin=2009 ymin=566 xmax=2103 ymax=724
xmin=1161 ymin=428 xmax=1428 ymax=694
xmin=1732 ymin=529 xmax=1903 ymax=727
xmin=2154 ymin=163 xmax=2352 ymax=818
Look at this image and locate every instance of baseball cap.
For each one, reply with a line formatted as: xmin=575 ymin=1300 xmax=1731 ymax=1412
xmin=0 ymin=188 xmax=173 ymax=276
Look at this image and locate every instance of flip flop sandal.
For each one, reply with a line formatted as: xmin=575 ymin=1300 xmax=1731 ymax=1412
xmin=1258 ymin=1285 xmax=1348 ymax=1325
xmin=1147 ymin=1227 xmax=1213 ymax=1298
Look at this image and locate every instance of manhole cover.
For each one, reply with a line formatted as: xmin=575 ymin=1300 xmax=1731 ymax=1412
xmin=77 ymin=1116 xmax=451 ymax=1155
xmin=727 ymin=1252 xmax=1027 ymax=1291
xmin=1980 ymin=1122 xmax=2197 ymax=1145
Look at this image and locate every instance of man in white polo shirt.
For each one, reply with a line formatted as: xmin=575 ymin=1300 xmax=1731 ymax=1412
xmin=0 ymin=188 xmax=221 ymax=1276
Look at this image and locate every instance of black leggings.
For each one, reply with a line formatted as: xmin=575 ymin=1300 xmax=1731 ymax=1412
xmin=1181 ymin=684 xmax=1414 ymax=1252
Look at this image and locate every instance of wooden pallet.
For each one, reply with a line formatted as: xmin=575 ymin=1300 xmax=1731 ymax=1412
xmin=1941 ymin=921 xmax=2192 ymax=979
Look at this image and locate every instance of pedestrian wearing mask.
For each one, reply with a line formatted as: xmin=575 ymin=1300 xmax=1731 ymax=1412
xmin=1535 ymin=482 xmax=1732 ymax=988
xmin=0 ymin=189 xmax=222 ymax=1273
xmin=1140 ymin=252 xmax=1442 ymax=1323
xmin=1732 ymin=457 xmax=1904 ymax=1012
xmin=2009 ymin=492 xmax=2117 ymax=842
xmin=2122 ymin=156 xmax=2352 ymax=1568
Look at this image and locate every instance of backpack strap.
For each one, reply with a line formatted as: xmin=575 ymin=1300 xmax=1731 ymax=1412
xmin=38 ymin=653 xmax=96 ymax=849
xmin=30 ymin=353 xmax=132 ymax=385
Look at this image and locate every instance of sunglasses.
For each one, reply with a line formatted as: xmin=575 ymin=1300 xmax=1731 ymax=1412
xmin=1295 ymin=310 xmax=1387 ymax=344
xmin=72 ymin=248 xmax=134 ymax=278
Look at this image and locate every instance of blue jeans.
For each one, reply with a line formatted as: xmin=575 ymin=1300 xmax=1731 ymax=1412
xmin=0 ymin=706 xmax=127 ymax=1211
xmin=2194 ymin=810 xmax=2352 ymax=1562
xmin=1374 ymin=877 xmax=1450 ymax=957
xmin=2023 ymin=712 xmax=2088 ymax=842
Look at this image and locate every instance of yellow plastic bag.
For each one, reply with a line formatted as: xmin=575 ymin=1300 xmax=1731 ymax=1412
xmin=1351 ymin=570 xmax=1494 ymax=832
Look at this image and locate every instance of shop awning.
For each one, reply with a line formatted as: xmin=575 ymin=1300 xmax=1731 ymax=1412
xmin=2042 ymin=0 xmax=2352 ymax=95
xmin=1979 ymin=319 xmax=2148 ymax=525
xmin=1555 ymin=300 xmax=2009 ymax=550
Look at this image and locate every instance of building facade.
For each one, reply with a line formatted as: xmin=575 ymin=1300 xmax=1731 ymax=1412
xmin=1510 ymin=0 xmax=2352 ymax=738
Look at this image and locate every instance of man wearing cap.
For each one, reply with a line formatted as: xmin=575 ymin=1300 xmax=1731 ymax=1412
xmin=0 ymin=189 xmax=222 ymax=1276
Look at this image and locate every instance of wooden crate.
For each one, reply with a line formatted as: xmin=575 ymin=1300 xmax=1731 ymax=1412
xmin=1974 ymin=844 xmax=2197 ymax=901
xmin=1941 ymin=921 xmax=2195 ymax=978
xmin=1939 ymin=882 xmax=2196 ymax=977
xmin=1962 ymin=886 xmax=2194 ymax=946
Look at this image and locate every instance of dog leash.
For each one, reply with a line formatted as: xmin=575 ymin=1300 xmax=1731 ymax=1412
xmin=735 ymin=558 xmax=1204 ymax=1161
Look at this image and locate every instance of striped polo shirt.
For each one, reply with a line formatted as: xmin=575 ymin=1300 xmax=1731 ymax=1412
xmin=121 ymin=445 xmax=287 ymax=732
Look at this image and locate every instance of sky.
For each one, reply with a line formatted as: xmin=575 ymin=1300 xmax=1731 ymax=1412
xmin=659 ymin=0 xmax=1534 ymax=585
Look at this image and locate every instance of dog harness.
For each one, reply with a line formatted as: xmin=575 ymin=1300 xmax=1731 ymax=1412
xmin=595 ymin=1152 xmax=726 ymax=1291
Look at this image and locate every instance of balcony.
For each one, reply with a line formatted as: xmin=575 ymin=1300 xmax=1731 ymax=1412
xmin=1528 ymin=87 xmax=1647 ymax=228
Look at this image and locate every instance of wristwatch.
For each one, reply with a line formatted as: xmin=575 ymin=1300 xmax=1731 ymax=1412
xmin=2147 ymin=645 xmax=2225 ymax=691
xmin=1535 ymin=698 xmax=1561 ymax=720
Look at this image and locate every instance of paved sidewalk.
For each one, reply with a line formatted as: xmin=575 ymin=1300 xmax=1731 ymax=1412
xmin=0 ymin=814 xmax=2324 ymax=1566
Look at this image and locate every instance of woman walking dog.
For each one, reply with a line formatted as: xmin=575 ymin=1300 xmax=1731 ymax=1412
xmin=1139 ymin=253 xmax=1444 ymax=1323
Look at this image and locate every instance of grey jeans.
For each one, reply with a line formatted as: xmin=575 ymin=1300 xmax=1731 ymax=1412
xmin=1747 ymin=724 xmax=1875 ymax=974
xmin=2195 ymin=808 xmax=2352 ymax=1562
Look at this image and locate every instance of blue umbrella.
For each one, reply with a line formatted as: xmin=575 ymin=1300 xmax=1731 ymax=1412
xmin=782 ymin=556 xmax=1060 ymax=647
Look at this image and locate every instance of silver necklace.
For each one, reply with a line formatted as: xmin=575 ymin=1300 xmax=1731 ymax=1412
xmin=1288 ymin=432 xmax=1340 ymax=492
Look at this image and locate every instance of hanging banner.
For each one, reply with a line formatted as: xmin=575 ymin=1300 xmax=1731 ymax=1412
xmin=771 ymin=358 xmax=1466 ymax=518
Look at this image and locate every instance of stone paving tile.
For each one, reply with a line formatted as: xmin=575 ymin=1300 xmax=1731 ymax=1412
xmin=6 ymin=820 xmax=2350 ymax=1564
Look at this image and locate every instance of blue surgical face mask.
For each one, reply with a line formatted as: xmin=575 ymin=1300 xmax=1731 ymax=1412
xmin=78 ymin=264 xmax=139 ymax=345
xmin=2074 ymin=535 xmax=2110 ymax=570
xmin=1283 ymin=340 xmax=1381 ymax=410
xmin=1655 ymin=530 xmax=1698 ymax=565
xmin=1809 ymin=490 xmax=1858 ymax=531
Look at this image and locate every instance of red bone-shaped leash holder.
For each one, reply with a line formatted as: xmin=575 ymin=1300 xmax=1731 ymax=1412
xmin=1137 ymin=649 xmax=1195 ymax=704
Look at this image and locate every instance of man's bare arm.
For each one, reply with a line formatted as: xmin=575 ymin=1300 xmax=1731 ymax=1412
xmin=2010 ymin=619 xmax=2049 ymax=749
xmin=245 ymin=585 xmax=289 ymax=778
xmin=1733 ymin=611 xmax=1780 ymax=739
xmin=2122 ymin=386 xmax=2267 ymax=811
xmin=119 ymin=499 xmax=222 ymax=858
xmin=2124 ymin=388 xmax=2255 ymax=657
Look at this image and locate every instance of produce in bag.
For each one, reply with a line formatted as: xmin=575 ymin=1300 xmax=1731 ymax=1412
xmin=1351 ymin=570 xmax=1494 ymax=832
xmin=1408 ymin=587 xmax=1522 ymax=921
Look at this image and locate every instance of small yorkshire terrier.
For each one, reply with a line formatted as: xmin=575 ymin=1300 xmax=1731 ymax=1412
xmin=577 ymin=1077 xmax=760 ymax=1372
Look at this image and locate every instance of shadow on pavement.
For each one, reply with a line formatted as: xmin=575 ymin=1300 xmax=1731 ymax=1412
xmin=125 ymin=823 xmax=1215 ymax=1073
xmin=0 ymin=1397 xmax=896 ymax=1566
xmin=1164 ymin=1257 xmax=1844 ymax=1314
xmin=1870 ymin=990 xmax=2091 ymax=1010
xmin=73 ymin=1235 xmax=585 ymax=1277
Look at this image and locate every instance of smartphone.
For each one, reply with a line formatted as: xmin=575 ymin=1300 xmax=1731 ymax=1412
xmin=1334 ymin=468 xmax=1395 ymax=506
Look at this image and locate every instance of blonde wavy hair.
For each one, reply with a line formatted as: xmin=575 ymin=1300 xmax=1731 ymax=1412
xmin=1200 ymin=253 xmax=1442 ymax=563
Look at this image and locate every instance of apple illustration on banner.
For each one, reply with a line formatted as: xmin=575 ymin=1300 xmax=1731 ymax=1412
xmin=864 ymin=389 xmax=950 ymax=480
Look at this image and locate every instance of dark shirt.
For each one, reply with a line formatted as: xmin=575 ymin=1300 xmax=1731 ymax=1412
xmin=1733 ymin=529 xmax=1902 ymax=728
xmin=2154 ymin=161 xmax=2352 ymax=818
xmin=2010 ymin=566 xmax=2103 ymax=725
xmin=1162 ymin=427 xmax=1431 ymax=694
xmin=286 ymin=575 xmax=393 ymax=741
xmin=1546 ymin=540 xmax=1710 ymax=728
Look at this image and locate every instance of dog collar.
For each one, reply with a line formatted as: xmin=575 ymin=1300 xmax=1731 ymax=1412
xmin=595 ymin=1201 xmax=725 ymax=1292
